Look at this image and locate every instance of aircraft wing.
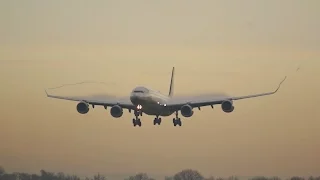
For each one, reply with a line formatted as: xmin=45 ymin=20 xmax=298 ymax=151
xmin=45 ymin=91 xmax=135 ymax=110
xmin=166 ymin=76 xmax=287 ymax=110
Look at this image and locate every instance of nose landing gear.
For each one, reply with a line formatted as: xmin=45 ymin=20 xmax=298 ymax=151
xmin=133 ymin=118 xmax=141 ymax=127
xmin=133 ymin=110 xmax=142 ymax=127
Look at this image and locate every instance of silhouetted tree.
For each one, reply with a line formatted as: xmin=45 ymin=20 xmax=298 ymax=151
xmin=250 ymin=177 xmax=269 ymax=180
xmin=205 ymin=176 xmax=215 ymax=180
xmin=56 ymin=172 xmax=65 ymax=180
xmin=93 ymin=173 xmax=106 ymax=180
xmin=125 ymin=173 xmax=154 ymax=180
xmin=216 ymin=177 xmax=224 ymax=180
xmin=0 ymin=173 xmax=16 ymax=180
xmin=290 ymin=177 xmax=304 ymax=180
xmin=173 ymin=169 xmax=204 ymax=180
xmin=308 ymin=177 xmax=320 ymax=180
xmin=40 ymin=170 xmax=57 ymax=180
xmin=227 ymin=176 xmax=239 ymax=180
xmin=165 ymin=176 xmax=174 ymax=180
xmin=268 ymin=177 xmax=281 ymax=180
xmin=17 ymin=173 xmax=32 ymax=180
xmin=1 ymin=167 xmax=320 ymax=180
xmin=31 ymin=174 xmax=41 ymax=180
xmin=68 ymin=175 xmax=80 ymax=180
xmin=0 ymin=166 xmax=5 ymax=176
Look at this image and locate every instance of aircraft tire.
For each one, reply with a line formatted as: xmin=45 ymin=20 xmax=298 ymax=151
xmin=137 ymin=119 xmax=142 ymax=127
xmin=173 ymin=118 xmax=182 ymax=126
xmin=133 ymin=118 xmax=141 ymax=127
xmin=178 ymin=118 xmax=182 ymax=126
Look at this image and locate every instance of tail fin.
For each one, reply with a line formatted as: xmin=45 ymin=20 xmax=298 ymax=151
xmin=168 ymin=67 xmax=175 ymax=97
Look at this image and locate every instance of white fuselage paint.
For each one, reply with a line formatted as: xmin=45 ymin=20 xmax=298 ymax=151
xmin=129 ymin=86 xmax=174 ymax=116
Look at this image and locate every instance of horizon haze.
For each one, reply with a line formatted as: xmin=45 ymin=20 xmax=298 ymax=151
xmin=1 ymin=0 xmax=320 ymax=179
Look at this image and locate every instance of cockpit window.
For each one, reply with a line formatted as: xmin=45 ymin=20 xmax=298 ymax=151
xmin=133 ymin=90 xmax=144 ymax=93
xmin=132 ymin=86 xmax=149 ymax=93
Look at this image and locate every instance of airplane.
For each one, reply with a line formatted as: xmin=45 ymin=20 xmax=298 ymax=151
xmin=45 ymin=67 xmax=287 ymax=127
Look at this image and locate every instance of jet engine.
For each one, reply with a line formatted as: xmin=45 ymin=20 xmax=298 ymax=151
xmin=221 ymin=100 xmax=234 ymax=113
xmin=181 ymin=104 xmax=194 ymax=117
xmin=110 ymin=105 xmax=123 ymax=118
xmin=77 ymin=101 xmax=89 ymax=114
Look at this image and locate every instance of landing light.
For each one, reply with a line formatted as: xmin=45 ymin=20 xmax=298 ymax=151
xmin=137 ymin=104 xmax=142 ymax=109
xmin=164 ymin=104 xmax=167 ymax=106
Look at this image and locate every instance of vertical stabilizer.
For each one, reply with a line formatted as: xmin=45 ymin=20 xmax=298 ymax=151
xmin=168 ymin=67 xmax=175 ymax=97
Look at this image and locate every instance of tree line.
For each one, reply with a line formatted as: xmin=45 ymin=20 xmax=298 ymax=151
xmin=0 ymin=166 xmax=319 ymax=180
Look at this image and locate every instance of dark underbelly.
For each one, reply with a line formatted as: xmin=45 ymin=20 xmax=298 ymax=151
xmin=142 ymin=104 xmax=174 ymax=116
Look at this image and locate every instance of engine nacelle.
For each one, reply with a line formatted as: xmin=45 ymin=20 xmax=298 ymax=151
xmin=77 ymin=101 xmax=89 ymax=114
xmin=110 ymin=105 xmax=123 ymax=118
xmin=181 ymin=104 xmax=194 ymax=117
xmin=221 ymin=100 xmax=234 ymax=113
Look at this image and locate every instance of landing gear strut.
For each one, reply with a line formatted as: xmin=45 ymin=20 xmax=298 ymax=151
xmin=153 ymin=116 xmax=162 ymax=125
xmin=173 ymin=111 xmax=182 ymax=126
xmin=133 ymin=110 xmax=142 ymax=127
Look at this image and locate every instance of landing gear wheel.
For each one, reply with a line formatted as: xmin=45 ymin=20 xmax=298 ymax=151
xmin=153 ymin=117 xmax=162 ymax=125
xmin=137 ymin=119 xmax=142 ymax=127
xmin=178 ymin=118 xmax=182 ymax=126
xmin=173 ymin=118 xmax=182 ymax=126
xmin=173 ymin=111 xmax=182 ymax=126
xmin=133 ymin=118 xmax=141 ymax=127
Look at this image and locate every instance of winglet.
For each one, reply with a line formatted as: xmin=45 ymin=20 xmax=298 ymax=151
xmin=230 ymin=75 xmax=287 ymax=101
xmin=273 ymin=76 xmax=287 ymax=93
xmin=44 ymin=89 xmax=49 ymax=96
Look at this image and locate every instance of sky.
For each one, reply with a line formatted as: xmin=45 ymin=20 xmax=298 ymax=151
xmin=1 ymin=0 xmax=320 ymax=179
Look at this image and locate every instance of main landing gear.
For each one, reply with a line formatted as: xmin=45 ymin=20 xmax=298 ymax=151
xmin=153 ymin=116 xmax=162 ymax=125
xmin=173 ymin=111 xmax=182 ymax=126
xmin=132 ymin=110 xmax=182 ymax=127
xmin=133 ymin=110 xmax=142 ymax=127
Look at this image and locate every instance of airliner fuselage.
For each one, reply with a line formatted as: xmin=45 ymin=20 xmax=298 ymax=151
xmin=130 ymin=86 xmax=174 ymax=116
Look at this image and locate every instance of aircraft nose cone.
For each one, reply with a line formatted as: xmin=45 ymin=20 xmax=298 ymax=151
xmin=130 ymin=95 xmax=139 ymax=104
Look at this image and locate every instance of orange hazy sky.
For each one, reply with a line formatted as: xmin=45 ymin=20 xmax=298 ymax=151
xmin=1 ymin=0 xmax=320 ymax=179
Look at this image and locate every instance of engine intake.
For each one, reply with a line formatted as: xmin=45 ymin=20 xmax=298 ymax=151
xmin=110 ymin=105 xmax=123 ymax=118
xmin=221 ymin=100 xmax=234 ymax=113
xmin=77 ymin=101 xmax=89 ymax=114
xmin=181 ymin=104 xmax=194 ymax=117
